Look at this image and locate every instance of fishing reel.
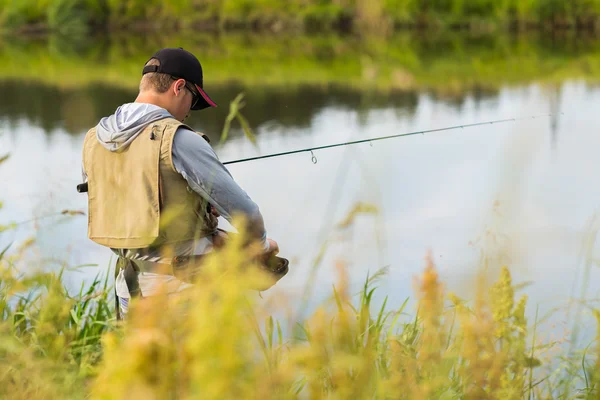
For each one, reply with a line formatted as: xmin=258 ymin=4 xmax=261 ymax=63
xmin=77 ymin=182 xmax=88 ymax=193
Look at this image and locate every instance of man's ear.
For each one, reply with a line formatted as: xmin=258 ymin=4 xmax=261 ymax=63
xmin=173 ymin=80 xmax=184 ymax=95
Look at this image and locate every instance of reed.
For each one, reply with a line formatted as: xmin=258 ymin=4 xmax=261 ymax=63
xmin=1 ymin=216 xmax=599 ymax=398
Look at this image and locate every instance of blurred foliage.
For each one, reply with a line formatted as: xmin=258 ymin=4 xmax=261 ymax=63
xmin=2 ymin=230 xmax=600 ymax=398
xmin=0 ymin=247 xmax=114 ymax=399
xmin=2 ymin=0 xmax=600 ymax=34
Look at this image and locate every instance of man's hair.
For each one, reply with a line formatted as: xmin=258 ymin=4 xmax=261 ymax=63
xmin=139 ymin=59 xmax=172 ymax=93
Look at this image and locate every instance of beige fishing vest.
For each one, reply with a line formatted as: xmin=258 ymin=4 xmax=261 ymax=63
xmin=82 ymin=117 xmax=217 ymax=252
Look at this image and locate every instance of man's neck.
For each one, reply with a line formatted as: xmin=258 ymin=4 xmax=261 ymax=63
xmin=135 ymin=93 xmax=171 ymax=114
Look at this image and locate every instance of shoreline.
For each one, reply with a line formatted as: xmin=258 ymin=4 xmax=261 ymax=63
xmin=7 ymin=19 xmax=600 ymax=38
xmin=1 ymin=32 xmax=599 ymax=94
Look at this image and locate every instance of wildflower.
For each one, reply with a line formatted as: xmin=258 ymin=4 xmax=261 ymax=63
xmin=490 ymin=266 xmax=514 ymax=339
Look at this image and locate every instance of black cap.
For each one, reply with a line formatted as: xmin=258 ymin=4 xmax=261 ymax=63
xmin=142 ymin=47 xmax=217 ymax=111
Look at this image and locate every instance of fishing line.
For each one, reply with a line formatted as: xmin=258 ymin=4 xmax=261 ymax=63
xmin=223 ymin=113 xmax=559 ymax=166
xmin=75 ymin=112 xmax=559 ymax=194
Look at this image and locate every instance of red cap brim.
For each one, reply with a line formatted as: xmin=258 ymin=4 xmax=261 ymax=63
xmin=192 ymin=84 xmax=217 ymax=110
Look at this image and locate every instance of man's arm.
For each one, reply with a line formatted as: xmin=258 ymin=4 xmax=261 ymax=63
xmin=171 ymin=127 xmax=269 ymax=249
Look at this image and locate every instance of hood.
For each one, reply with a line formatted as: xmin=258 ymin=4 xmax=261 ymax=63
xmin=96 ymin=103 xmax=173 ymax=152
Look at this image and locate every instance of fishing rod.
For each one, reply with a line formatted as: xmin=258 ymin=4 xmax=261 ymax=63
xmin=222 ymin=113 xmax=557 ymax=166
xmin=76 ymin=113 xmax=555 ymax=193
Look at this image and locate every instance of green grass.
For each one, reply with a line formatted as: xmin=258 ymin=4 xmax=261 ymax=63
xmin=2 ymin=238 xmax=599 ymax=398
xmin=0 ymin=228 xmax=114 ymax=397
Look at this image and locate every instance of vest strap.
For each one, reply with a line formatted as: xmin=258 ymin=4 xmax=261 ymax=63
xmin=114 ymin=256 xmax=142 ymax=320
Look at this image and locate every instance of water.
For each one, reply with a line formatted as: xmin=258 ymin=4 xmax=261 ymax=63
xmin=1 ymin=37 xmax=600 ymax=342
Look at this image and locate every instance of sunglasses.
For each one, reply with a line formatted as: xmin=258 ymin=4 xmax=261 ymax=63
xmin=171 ymin=76 xmax=199 ymax=108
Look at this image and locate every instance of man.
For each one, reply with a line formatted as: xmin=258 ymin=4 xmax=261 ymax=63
xmin=80 ymin=47 xmax=281 ymax=317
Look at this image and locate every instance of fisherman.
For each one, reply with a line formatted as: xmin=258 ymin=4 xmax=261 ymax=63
xmin=80 ymin=47 xmax=285 ymax=318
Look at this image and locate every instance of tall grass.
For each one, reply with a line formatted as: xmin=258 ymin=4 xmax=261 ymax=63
xmin=2 ymin=217 xmax=600 ymax=397
xmin=2 ymin=0 xmax=600 ymax=34
xmin=0 ymin=153 xmax=113 ymax=398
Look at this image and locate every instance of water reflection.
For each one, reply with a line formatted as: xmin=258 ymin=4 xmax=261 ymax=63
xmin=2 ymin=31 xmax=599 ymax=141
xmin=0 ymin=79 xmax=424 ymax=138
xmin=2 ymin=78 xmax=599 ymax=345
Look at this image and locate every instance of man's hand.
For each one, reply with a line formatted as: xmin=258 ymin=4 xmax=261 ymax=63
xmin=266 ymin=238 xmax=279 ymax=255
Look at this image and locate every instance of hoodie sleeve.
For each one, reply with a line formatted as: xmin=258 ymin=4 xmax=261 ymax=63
xmin=171 ymin=127 xmax=269 ymax=249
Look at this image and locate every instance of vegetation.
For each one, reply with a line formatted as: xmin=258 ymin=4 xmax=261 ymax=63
xmin=2 ymin=0 xmax=600 ymax=35
xmin=3 ymin=32 xmax=599 ymax=92
xmin=3 ymin=231 xmax=600 ymax=398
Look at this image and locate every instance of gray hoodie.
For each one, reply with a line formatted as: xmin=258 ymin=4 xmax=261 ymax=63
xmin=96 ymin=103 xmax=172 ymax=152
xmin=87 ymin=102 xmax=268 ymax=258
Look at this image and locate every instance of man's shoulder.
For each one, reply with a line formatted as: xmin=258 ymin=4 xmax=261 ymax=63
xmin=82 ymin=126 xmax=98 ymax=148
xmin=171 ymin=126 xmax=220 ymax=172
xmin=174 ymin=125 xmax=211 ymax=145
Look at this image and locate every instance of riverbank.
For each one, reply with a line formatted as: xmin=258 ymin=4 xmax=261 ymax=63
xmin=2 ymin=32 xmax=599 ymax=136
xmin=2 ymin=0 xmax=600 ymax=36
xmin=2 ymin=33 xmax=600 ymax=94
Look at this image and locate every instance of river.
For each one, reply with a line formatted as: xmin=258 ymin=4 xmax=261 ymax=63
xmin=1 ymin=33 xmax=600 ymax=343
